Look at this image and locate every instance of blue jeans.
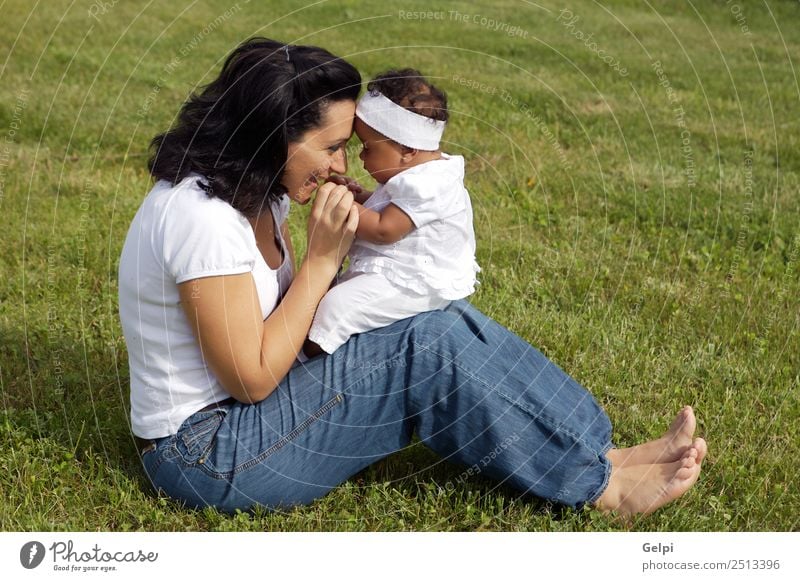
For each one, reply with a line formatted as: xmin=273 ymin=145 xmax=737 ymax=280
xmin=140 ymin=301 xmax=613 ymax=513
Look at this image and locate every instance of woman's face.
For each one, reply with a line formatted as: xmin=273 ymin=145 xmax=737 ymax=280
xmin=283 ymin=99 xmax=356 ymax=204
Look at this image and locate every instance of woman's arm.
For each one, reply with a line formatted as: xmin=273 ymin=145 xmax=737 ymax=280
xmin=354 ymin=202 xmax=414 ymax=245
xmin=178 ymin=184 xmax=358 ymax=404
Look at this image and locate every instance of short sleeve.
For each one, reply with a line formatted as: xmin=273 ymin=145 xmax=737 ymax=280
xmin=385 ymin=171 xmax=464 ymax=228
xmin=162 ymin=183 xmax=256 ymax=284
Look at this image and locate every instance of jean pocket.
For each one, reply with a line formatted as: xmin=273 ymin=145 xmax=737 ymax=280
xmin=176 ymin=410 xmax=226 ymax=465
xmin=232 ymin=393 xmax=344 ymax=475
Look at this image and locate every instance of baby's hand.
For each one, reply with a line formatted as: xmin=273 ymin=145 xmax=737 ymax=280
xmin=326 ymin=175 xmax=365 ymax=195
xmin=326 ymin=175 xmax=372 ymax=204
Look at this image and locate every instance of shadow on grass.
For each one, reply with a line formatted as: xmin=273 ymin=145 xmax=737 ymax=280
xmin=354 ymin=439 xmax=554 ymax=513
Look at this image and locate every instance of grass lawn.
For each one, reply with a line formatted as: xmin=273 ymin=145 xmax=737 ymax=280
xmin=1 ymin=0 xmax=798 ymax=531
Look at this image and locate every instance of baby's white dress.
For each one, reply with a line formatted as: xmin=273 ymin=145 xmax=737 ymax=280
xmin=308 ymin=153 xmax=480 ymax=354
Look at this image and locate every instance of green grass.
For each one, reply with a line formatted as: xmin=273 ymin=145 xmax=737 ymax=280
xmin=1 ymin=0 xmax=798 ymax=531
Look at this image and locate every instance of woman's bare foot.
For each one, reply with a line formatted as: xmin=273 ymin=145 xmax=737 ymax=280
xmin=607 ymin=406 xmax=696 ymax=467
xmin=596 ymin=438 xmax=706 ymax=516
xmin=692 ymin=436 xmax=708 ymax=463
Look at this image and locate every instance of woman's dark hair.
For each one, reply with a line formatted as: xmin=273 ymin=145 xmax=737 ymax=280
xmin=148 ymin=38 xmax=361 ymax=217
xmin=367 ymin=68 xmax=448 ymax=122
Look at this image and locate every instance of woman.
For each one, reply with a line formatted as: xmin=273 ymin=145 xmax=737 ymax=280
xmin=118 ymin=38 xmax=706 ymax=517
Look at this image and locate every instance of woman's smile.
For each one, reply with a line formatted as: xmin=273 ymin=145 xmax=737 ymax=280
xmin=295 ymin=171 xmax=328 ymax=203
xmin=301 ymin=173 xmax=320 ymax=195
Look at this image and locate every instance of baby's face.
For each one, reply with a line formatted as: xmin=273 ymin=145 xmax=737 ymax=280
xmin=354 ymin=118 xmax=407 ymax=184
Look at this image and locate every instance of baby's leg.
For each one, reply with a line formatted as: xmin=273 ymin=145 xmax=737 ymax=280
xmin=308 ymin=272 xmax=449 ymax=355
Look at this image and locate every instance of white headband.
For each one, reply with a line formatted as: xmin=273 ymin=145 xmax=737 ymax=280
xmin=355 ymin=91 xmax=445 ymax=151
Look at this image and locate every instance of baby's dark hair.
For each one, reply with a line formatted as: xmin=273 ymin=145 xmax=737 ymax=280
xmin=367 ymin=68 xmax=448 ymax=122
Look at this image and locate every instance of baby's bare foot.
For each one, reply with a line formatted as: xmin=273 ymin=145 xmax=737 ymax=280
xmin=597 ymin=444 xmax=703 ymax=516
xmin=607 ymin=406 xmax=696 ymax=467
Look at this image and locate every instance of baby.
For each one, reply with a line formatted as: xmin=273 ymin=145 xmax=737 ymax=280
xmin=306 ymin=69 xmax=480 ymax=355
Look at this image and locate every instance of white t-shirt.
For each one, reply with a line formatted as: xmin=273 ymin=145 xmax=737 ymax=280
xmin=118 ymin=174 xmax=292 ymax=439
xmin=348 ymin=153 xmax=480 ymax=299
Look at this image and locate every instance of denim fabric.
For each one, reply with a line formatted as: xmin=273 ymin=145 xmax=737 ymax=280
xmin=140 ymin=301 xmax=613 ymax=513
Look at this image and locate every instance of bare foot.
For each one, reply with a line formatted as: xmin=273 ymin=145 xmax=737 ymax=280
xmin=607 ymin=406 xmax=696 ymax=467
xmin=597 ymin=442 xmax=704 ymax=516
xmin=693 ymin=436 xmax=708 ymax=463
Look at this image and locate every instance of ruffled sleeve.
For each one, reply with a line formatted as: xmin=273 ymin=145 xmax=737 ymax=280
xmin=162 ymin=184 xmax=256 ymax=284
xmin=384 ymin=169 xmax=465 ymax=228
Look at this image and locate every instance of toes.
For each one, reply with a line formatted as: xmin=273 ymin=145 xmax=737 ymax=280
xmin=669 ymin=406 xmax=696 ymax=439
xmin=675 ymin=461 xmax=700 ymax=481
xmin=693 ymin=437 xmax=708 ymax=463
xmin=683 ymin=406 xmax=696 ymax=431
xmin=676 ymin=453 xmax=701 ymax=477
xmin=672 ymin=408 xmax=688 ymax=428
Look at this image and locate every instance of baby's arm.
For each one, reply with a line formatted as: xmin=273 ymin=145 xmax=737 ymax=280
xmin=325 ymin=176 xmax=414 ymax=243
xmin=353 ymin=189 xmax=373 ymax=205
xmin=355 ymin=203 xmax=415 ymax=244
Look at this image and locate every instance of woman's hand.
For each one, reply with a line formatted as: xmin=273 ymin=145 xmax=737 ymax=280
xmin=306 ymin=182 xmax=359 ymax=278
xmin=326 ymin=175 xmax=373 ymax=203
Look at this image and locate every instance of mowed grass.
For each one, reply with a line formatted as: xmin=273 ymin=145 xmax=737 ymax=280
xmin=1 ymin=0 xmax=798 ymax=531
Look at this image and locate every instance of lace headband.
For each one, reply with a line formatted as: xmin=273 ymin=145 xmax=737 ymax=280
xmin=355 ymin=91 xmax=445 ymax=151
